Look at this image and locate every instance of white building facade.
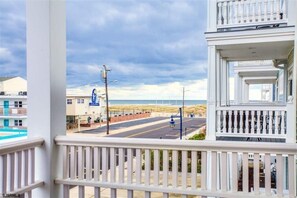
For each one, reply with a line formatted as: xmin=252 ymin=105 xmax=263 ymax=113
xmin=0 ymin=77 xmax=106 ymax=130
xmin=66 ymin=90 xmax=106 ymax=127
xmin=0 ymin=77 xmax=27 ymax=130
xmin=205 ymin=0 xmax=297 ymax=143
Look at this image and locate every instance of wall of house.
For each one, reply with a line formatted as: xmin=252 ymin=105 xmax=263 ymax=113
xmin=2 ymin=77 xmax=27 ymax=93
xmin=0 ymin=118 xmax=27 ymax=128
xmin=66 ymin=98 xmax=76 ymax=115
xmin=0 ymin=98 xmax=27 ymax=109
xmin=66 ymin=97 xmax=104 ymax=119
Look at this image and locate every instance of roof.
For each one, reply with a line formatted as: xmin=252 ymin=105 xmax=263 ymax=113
xmin=66 ymin=95 xmax=91 ymax=98
xmin=0 ymin=77 xmax=16 ymax=82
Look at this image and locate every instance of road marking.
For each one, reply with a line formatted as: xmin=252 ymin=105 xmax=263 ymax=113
xmin=126 ymin=119 xmax=193 ymax=138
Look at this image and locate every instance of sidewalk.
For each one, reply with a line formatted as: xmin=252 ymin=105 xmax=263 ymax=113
xmin=67 ymin=117 xmax=169 ymax=138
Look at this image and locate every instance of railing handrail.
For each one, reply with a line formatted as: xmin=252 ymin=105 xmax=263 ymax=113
xmin=55 ymin=136 xmax=297 ymax=154
xmin=217 ymin=105 xmax=287 ymax=111
xmin=0 ymin=137 xmax=44 ymax=155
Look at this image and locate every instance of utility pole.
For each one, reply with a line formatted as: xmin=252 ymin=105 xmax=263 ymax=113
xmin=179 ymin=107 xmax=183 ymax=140
xmin=102 ymin=65 xmax=111 ymax=135
xmin=182 ymin=87 xmax=185 ymax=118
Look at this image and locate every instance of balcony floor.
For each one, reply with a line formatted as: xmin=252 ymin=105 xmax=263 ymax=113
xmin=217 ymin=136 xmax=285 ymax=143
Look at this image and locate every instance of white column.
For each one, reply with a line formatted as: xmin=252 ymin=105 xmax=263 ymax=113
xmin=287 ymin=18 xmax=297 ymax=143
xmin=234 ymin=72 xmax=242 ymax=105
xmin=226 ymin=62 xmax=230 ymax=105
xmin=221 ymin=59 xmax=228 ymax=106
xmin=284 ymin=65 xmax=288 ymax=102
xmin=206 ymin=46 xmax=217 ymax=141
xmin=26 ymin=0 xmax=66 ymax=197
xmin=242 ymin=81 xmax=249 ymax=103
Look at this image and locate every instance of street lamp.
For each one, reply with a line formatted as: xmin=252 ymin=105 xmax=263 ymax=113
xmin=169 ymin=107 xmax=183 ymax=140
xmin=102 ymin=65 xmax=111 ymax=135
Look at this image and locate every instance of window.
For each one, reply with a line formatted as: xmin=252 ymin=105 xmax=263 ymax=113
xmin=77 ymin=99 xmax=84 ymax=104
xmin=67 ymin=99 xmax=72 ymax=104
xmin=14 ymin=120 xmax=23 ymax=126
xmin=14 ymin=101 xmax=23 ymax=108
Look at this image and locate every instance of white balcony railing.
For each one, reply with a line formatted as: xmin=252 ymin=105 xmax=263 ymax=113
xmin=217 ymin=0 xmax=288 ymax=29
xmin=55 ymin=136 xmax=296 ymax=198
xmin=216 ymin=106 xmax=287 ymax=139
xmin=0 ymin=138 xmax=44 ymax=197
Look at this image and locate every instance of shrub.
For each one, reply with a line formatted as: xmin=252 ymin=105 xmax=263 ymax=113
xmin=188 ymin=133 xmax=205 ymax=140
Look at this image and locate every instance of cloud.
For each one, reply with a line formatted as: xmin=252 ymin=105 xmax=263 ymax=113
xmin=70 ymin=78 xmax=208 ymax=100
xmin=0 ymin=48 xmax=12 ymax=61
xmin=66 ymin=0 xmax=208 ymax=88
xmin=1 ymin=0 xmax=208 ymax=99
xmin=0 ymin=0 xmax=26 ymax=78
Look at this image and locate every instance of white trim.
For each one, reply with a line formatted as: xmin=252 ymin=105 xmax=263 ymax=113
xmin=55 ymin=136 xmax=297 ymax=154
xmin=206 ymin=27 xmax=295 ymax=45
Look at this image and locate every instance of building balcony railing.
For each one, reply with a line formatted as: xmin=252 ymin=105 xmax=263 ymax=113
xmin=0 ymin=108 xmax=27 ymax=117
xmin=55 ymin=136 xmax=296 ymax=197
xmin=1 ymin=136 xmax=297 ymax=197
xmin=216 ymin=0 xmax=288 ymax=30
xmin=216 ymin=105 xmax=287 ymax=139
xmin=0 ymin=138 xmax=44 ymax=197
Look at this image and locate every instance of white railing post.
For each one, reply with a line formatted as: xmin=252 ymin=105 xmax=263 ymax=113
xmin=207 ymin=0 xmax=217 ymax=31
xmin=216 ymin=106 xmax=287 ymax=139
xmin=222 ymin=111 xmax=227 ymax=133
xmin=251 ymin=110 xmax=255 ymax=134
xmin=235 ymin=1 xmax=239 ymax=24
xmin=218 ymin=2 xmax=223 ymax=26
xmin=223 ymin=1 xmax=228 ymax=25
xmin=228 ymin=110 xmax=232 ymax=133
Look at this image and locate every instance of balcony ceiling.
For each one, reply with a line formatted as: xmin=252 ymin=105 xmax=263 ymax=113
xmin=238 ymin=70 xmax=279 ymax=78
xmin=245 ymin=78 xmax=277 ymax=85
xmin=218 ymin=41 xmax=294 ymax=61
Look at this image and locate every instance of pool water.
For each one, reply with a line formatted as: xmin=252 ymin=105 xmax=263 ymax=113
xmin=0 ymin=128 xmax=27 ymax=141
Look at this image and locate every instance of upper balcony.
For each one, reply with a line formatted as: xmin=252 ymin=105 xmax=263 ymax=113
xmin=0 ymin=108 xmax=27 ymax=118
xmin=207 ymin=0 xmax=296 ymax=33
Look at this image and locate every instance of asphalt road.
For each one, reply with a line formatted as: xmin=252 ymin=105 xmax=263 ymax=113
xmin=81 ymin=117 xmax=167 ymax=134
xmin=108 ymin=117 xmax=206 ymax=139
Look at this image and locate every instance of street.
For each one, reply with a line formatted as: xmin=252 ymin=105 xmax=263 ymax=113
xmin=80 ymin=117 xmax=206 ymax=139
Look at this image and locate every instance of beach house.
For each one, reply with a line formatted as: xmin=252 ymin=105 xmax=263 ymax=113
xmin=0 ymin=0 xmax=297 ymax=197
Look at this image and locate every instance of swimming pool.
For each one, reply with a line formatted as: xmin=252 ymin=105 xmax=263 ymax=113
xmin=0 ymin=128 xmax=27 ymax=141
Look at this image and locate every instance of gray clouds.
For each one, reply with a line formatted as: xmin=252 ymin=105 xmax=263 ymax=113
xmin=0 ymin=0 xmax=208 ymax=88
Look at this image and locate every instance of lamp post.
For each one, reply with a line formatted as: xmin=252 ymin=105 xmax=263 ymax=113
xmin=169 ymin=107 xmax=183 ymax=140
xmin=182 ymin=87 xmax=185 ymax=118
xmin=102 ymin=65 xmax=111 ymax=135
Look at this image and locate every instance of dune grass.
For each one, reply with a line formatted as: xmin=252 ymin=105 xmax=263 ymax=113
xmin=110 ymin=104 xmax=206 ymax=117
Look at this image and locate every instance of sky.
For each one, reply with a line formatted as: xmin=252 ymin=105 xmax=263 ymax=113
xmin=0 ymin=0 xmax=208 ymax=100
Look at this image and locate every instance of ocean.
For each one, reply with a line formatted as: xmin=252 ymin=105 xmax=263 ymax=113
xmin=109 ymin=100 xmax=206 ymax=106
